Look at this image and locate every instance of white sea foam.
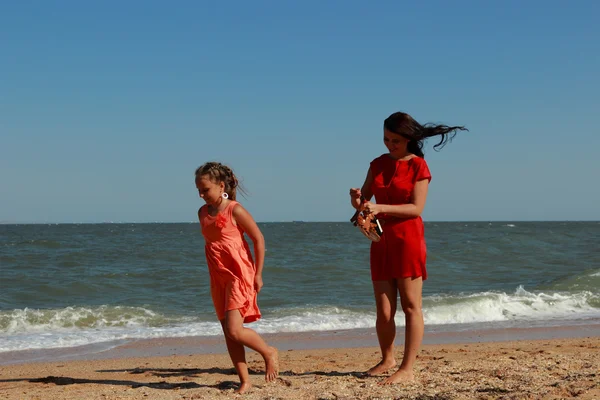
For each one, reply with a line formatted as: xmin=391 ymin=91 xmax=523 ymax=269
xmin=0 ymin=287 xmax=598 ymax=352
xmin=423 ymin=286 xmax=598 ymax=325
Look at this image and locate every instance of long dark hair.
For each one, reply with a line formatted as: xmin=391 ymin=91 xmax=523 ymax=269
xmin=195 ymin=162 xmax=246 ymax=200
xmin=383 ymin=112 xmax=468 ymax=158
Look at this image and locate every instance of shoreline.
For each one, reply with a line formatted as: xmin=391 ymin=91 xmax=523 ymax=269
xmin=2 ymin=321 xmax=600 ymax=366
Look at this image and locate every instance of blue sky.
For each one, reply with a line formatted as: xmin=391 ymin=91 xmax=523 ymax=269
xmin=1 ymin=1 xmax=599 ymax=223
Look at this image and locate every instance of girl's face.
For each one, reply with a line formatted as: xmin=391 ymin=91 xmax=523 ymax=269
xmin=383 ymin=128 xmax=410 ymax=156
xmin=195 ymin=175 xmax=224 ymax=205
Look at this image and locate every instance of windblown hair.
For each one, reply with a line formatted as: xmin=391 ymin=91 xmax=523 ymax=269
xmin=384 ymin=112 xmax=468 ymax=158
xmin=195 ymin=162 xmax=246 ymax=200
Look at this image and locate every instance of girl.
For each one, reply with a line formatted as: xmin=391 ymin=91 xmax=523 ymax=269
xmin=195 ymin=161 xmax=278 ymax=394
xmin=349 ymin=111 xmax=467 ymax=384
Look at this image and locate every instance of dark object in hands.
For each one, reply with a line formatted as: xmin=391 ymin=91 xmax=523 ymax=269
xmin=350 ymin=198 xmax=383 ymax=242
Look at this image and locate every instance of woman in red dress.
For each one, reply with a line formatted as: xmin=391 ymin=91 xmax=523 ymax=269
xmin=350 ymin=111 xmax=467 ymax=384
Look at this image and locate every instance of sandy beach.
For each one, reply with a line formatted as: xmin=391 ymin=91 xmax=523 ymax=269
xmin=1 ymin=330 xmax=598 ymax=400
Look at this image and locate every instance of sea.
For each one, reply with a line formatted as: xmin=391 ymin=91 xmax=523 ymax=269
xmin=1 ymin=221 xmax=599 ymax=359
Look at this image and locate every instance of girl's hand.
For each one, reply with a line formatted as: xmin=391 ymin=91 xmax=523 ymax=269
xmin=364 ymin=201 xmax=384 ymax=216
xmin=254 ymin=274 xmax=264 ymax=293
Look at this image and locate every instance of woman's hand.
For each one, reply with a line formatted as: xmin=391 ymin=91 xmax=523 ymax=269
xmin=350 ymin=188 xmax=362 ymax=209
xmin=364 ymin=201 xmax=384 ymax=216
xmin=254 ymin=274 xmax=264 ymax=293
xmin=350 ymin=168 xmax=374 ymax=210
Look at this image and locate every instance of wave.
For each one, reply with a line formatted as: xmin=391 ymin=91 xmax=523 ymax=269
xmin=0 ymin=306 xmax=193 ymax=333
xmin=0 ymin=286 xmax=598 ymax=352
xmin=423 ymin=286 xmax=598 ymax=324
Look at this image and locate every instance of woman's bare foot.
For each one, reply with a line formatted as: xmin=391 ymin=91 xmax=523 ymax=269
xmin=264 ymin=347 xmax=279 ymax=382
xmin=379 ymin=368 xmax=414 ymax=385
xmin=365 ymin=359 xmax=397 ymax=376
xmin=235 ymin=381 xmax=252 ymax=394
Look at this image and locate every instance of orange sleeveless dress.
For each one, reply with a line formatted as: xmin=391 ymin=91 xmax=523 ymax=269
xmin=199 ymin=201 xmax=261 ymax=323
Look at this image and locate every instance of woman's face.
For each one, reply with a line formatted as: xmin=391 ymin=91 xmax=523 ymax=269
xmin=383 ymin=128 xmax=410 ymax=156
xmin=195 ymin=175 xmax=224 ymax=205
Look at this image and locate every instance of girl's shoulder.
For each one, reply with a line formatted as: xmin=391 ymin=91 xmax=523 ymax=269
xmin=228 ymin=201 xmax=249 ymax=223
xmin=226 ymin=200 xmax=240 ymax=211
xmin=230 ymin=201 xmax=259 ymax=224
xmin=229 ymin=200 xmax=246 ymax=217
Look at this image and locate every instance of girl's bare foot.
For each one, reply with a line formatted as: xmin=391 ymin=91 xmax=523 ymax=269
xmin=235 ymin=381 xmax=252 ymax=394
xmin=264 ymin=347 xmax=279 ymax=382
xmin=379 ymin=368 xmax=414 ymax=385
xmin=365 ymin=359 xmax=397 ymax=376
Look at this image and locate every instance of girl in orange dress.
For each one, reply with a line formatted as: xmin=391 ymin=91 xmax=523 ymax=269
xmin=195 ymin=162 xmax=278 ymax=394
xmin=349 ymin=112 xmax=467 ymax=384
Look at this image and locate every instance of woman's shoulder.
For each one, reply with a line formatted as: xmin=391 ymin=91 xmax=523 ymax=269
xmin=372 ymin=153 xmax=426 ymax=163
xmin=410 ymin=156 xmax=431 ymax=181
xmin=406 ymin=156 xmax=430 ymax=173
xmin=370 ymin=154 xmax=391 ymax=167
xmin=409 ymin=155 xmax=427 ymax=165
xmin=372 ymin=154 xmax=389 ymax=162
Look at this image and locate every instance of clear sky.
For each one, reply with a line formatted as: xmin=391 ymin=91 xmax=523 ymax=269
xmin=1 ymin=1 xmax=599 ymax=223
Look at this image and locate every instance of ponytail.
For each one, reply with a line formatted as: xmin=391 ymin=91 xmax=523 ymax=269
xmin=195 ymin=162 xmax=246 ymax=200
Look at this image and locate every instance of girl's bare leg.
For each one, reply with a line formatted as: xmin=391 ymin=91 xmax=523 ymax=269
xmin=220 ymin=320 xmax=252 ymax=393
xmin=381 ymin=277 xmax=423 ymax=384
xmin=224 ymin=310 xmax=279 ymax=383
xmin=367 ymin=279 xmax=398 ymax=375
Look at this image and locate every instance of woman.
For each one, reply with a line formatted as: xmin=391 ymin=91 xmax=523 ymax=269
xmin=349 ymin=111 xmax=467 ymax=384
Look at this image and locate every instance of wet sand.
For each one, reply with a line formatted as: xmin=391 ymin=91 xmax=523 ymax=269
xmin=1 ymin=327 xmax=599 ymax=399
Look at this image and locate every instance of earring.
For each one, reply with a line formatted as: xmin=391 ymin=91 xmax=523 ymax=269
xmin=222 ymin=192 xmax=229 ymax=199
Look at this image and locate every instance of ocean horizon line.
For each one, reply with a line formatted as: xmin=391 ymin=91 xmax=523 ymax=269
xmin=2 ymin=219 xmax=599 ymax=225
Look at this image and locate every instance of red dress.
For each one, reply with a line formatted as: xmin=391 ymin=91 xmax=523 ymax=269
xmin=369 ymin=154 xmax=432 ymax=281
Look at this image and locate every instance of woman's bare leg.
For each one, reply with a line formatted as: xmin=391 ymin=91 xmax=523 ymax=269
xmin=381 ymin=277 xmax=423 ymax=384
xmin=367 ymin=279 xmax=398 ymax=375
